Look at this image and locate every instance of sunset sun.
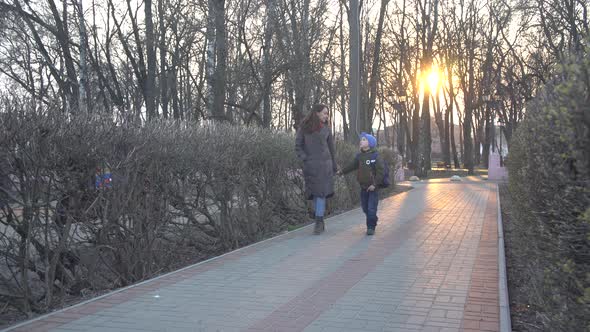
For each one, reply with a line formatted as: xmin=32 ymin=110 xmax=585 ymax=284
xmin=426 ymin=69 xmax=441 ymax=93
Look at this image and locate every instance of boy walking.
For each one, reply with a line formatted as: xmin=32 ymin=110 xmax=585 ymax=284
xmin=337 ymin=132 xmax=385 ymax=235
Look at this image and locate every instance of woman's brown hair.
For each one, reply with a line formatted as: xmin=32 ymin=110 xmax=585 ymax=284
xmin=301 ymin=104 xmax=330 ymax=133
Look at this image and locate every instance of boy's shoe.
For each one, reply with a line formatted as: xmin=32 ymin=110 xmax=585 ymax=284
xmin=366 ymin=228 xmax=375 ymax=235
xmin=314 ymin=217 xmax=325 ymax=234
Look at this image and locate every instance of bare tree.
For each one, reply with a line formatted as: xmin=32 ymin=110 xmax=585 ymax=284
xmin=145 ymin=0 xmax=157 ymax=120
xmin=212 ymin=0 xmax=227 ymax=121
xmin=416 ymin=0 xmax=439 ymax=176
xmin=262 ymin=0 xmax=275 ymax=127
xmin=364 ymin=0 xmax=391 ymax=133
xmin=342 ymin=0 xmax=361 ymax=139
xmin=0 ymin=0 xmax=574 ymax=174
xmin=454 ymin=0 xmax=479 ymax=174
xmin=76 ymin=0 xmax=89 ymax=113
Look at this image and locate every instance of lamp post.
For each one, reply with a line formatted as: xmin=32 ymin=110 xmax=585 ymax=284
xmin=481 ymin=94 xmax=493 ymax=168
xmin=396 ymin=94 xmax=407 ymax=163
xmin=491 ymin=116 xmax=496 ymax=153
xmin=497 ymin=118 xmax=504 ymax=167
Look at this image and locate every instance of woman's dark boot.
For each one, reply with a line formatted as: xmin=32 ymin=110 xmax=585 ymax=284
xmin=314 ymin=216 xmax=324 ymax=234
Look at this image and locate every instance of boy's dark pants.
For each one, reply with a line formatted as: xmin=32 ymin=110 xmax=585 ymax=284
xmin=360 ymin=190 xmax=379 ymax=229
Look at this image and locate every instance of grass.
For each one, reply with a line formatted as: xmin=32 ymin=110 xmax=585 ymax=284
xmin=287 ymin=224 xmax=307 ymax=231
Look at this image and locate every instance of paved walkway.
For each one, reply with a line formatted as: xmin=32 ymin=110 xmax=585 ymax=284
xmin=4 ymin=180 xmax=509 ymax=332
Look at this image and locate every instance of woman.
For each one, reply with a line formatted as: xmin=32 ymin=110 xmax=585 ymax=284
xmin=295 ymin=104 xmax=338 ymax=234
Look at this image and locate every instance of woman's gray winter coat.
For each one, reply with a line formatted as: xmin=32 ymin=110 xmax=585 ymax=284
xmin=295 ymin=126 xmax=337 ymax=200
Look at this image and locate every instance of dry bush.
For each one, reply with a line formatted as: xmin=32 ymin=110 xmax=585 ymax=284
xmin=0 ymin=105 xmax=307 ymax=317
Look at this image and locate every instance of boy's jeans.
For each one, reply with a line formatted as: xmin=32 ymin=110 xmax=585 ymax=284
xmin=360 ymin=190 xmax=379 ymax=229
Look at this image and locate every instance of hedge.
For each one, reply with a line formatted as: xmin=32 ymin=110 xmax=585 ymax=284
xmin=507 ymin=52 xmax=590 ymax=330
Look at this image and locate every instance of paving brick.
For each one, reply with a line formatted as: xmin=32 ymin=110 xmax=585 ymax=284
xmin=428 ymin=309 xmax=447 ymax=318
xmin=439 ymin=328 xmax=460 ymax=332
xmin=383 ymin=322 xmax=423 ymax=331
xmin=406 ymin=315 xmax=427 ymax=325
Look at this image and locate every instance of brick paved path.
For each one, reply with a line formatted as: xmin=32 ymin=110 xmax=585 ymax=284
xmin=3 ymin=181 xmax=508 ymax=332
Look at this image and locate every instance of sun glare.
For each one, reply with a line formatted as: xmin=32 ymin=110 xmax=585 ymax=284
xmin=426 ymin=69 xmax=440 ymax=94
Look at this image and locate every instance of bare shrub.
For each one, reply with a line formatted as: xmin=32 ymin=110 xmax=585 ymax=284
xmin=0 ymin=100 xmax=399 ymax=323
xmin=0 ymin=105 xmax=308 ymax=318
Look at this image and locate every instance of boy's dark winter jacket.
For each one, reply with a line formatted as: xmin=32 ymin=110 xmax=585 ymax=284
xmin=341 ymin=148 xmax=385 ymax=189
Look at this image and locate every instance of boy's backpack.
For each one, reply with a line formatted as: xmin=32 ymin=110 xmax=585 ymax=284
xmin=355 ymin=151 xmax=390 ymax=188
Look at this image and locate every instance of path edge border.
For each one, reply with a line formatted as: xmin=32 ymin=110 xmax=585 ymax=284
xmin=496 ymin=185 xmax=512 ymax=331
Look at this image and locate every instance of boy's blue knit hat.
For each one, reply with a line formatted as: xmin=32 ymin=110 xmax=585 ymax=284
xmin=360 ymin=132 xmax=377 ymax=148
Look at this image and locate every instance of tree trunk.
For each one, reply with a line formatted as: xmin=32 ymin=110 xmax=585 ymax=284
xmin=348 ymin=0 xmax=361 ymax=141
xmin=443 ymin=103 xmax=451 ymax=166
xmin=206 ymin=0 xmax=216 ymax=120
xmin=419 ymin=90 xmax=432 ymax=175
xmin=463 ymin=107 xmax=474 ymax=173
xmin=462 ymin=7 xmax=476 ymax=174
xmin=171 ymin=28 xmax=181 ymax=119
xmin=158 ymin=0 xmax=169 ymax=118
xmin=20 ymin=215 xmax=32 ymax=316
xmin=450 ymin=105 xmax=460 ymax=168
xmin=434 ymin=96 xmax=445 ymax=163
xmin=289 ymin=0 xmax=311 ymax=129
xmin=145 ymin=0 xmax=157 ymax=120
xmin=411 ymin=94 xmax=420 ymax=168
xmin=421 ymin=0 xmax=439 ymax=173
xmin=339 ymin=4 xmax=349 ymax=140
xmin=459 ymin=118 xmax=464 ymax=165
xmin=483 ymin=107 xmax=491 ymax=168
xmin=404 ymin=105 xmax=413 ymax=161
xmin=213 ymin=0 xmax=227 ymax=121
xmin=262 ymin=0 xmax=274 ymax=128
xmin=48 ymin=0 xmax=80 ymax=112
xmin=365 ymin=0 xmax=390 ymax=133
xmin=474 ymin=119 xmax=482 ymax=166
xmin=397 ymin=0 xmax=408 ymax=160
xmin=77 ymin=0 xmax=89 ymax=113
xmin=397 ymin=106 xmax=406 ymax=158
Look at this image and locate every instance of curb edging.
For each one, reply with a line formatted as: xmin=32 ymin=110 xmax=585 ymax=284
xmin=496 ymin=186 xmax=512 ymax=331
